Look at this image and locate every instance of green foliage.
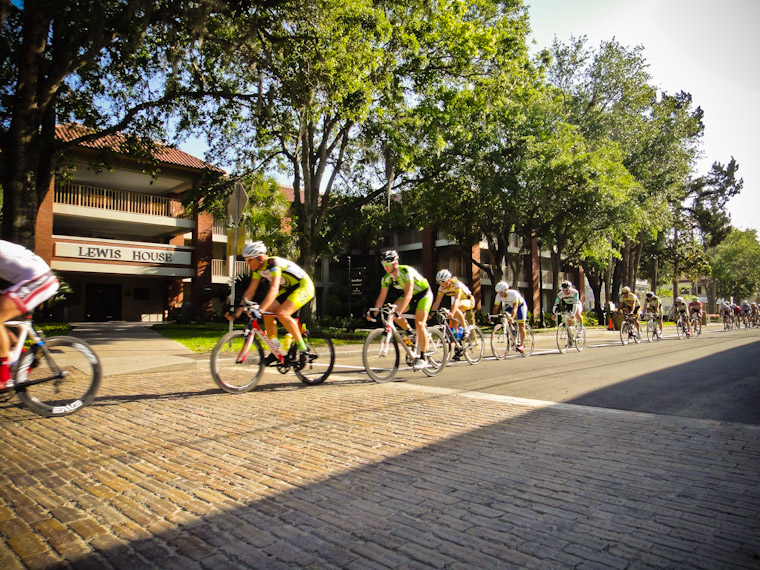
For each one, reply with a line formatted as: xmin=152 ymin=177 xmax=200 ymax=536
xmin=710 ymin=229 xmax=760 ymax=301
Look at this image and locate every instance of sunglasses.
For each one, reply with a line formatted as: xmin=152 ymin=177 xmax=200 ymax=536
xmin=382 ymin=261 xmax=395 ymax=267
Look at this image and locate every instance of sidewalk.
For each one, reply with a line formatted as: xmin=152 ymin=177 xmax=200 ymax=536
xmin=1 ymin=323 xmax=757 ymax=569
xmin=70 ymin=322 xmax=199 ymax=377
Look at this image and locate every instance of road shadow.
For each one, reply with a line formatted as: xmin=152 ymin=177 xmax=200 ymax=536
xmin=566 ymin=338 xmax=760 ymax=424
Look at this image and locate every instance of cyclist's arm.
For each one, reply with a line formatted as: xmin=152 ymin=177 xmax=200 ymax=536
xmin=368 ymin=286 xmax=390 ymax=320
xmin=229 ymin=277 xmax=261 ymax=319
xmin=430 ymin=291 xmax=445 ymax=313
xmin=398 ymin=279 xmax=414 ymax=315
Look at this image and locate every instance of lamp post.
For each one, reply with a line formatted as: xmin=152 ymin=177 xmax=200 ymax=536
xmin=537 ymin=237 xmax=544 ymax=328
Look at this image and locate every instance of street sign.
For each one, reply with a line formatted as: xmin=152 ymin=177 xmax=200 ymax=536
xmin=350 ymin=267 xmax=364 ymax=298
xmin=225 ymin=225 xmax=246 ymax=258
xmin=226 ymin=181 xmax=248 ymax=225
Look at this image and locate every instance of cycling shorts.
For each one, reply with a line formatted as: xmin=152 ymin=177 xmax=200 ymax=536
xmin=1 ymin=271 xmax=59 ymax=314
xmin=453 ymin=295 xmax=475 ymax=312
xmin=274 ymin=275 xmax=315 ymax=311
xmin=507 ymin=301 xmax=528 ymax=322
xmin=395 ymin=287 xmax=433 ymax=314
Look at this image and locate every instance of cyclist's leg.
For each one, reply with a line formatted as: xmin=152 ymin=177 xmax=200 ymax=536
xmin=414 ymin=291 xmax=434 ymax=355
xmin=0 ymin=296 xmax=20 ymax=386
xmin=515 ymin=302 xmax=527 ymax=347
xmin=277 ymin=279 xmax=315 ymax=347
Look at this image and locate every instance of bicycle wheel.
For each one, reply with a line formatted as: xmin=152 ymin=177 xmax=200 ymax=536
xmin=522 ymin=325 xmax=535 ymax=357
xmin=490 ymin=324 xmax=509 ymax=360
xmin=210 ymin=330 xmax=264 ymax=393
xmin=295 ymin=329 xmax=335 ymax=385
xmin=362 ymin=328 xmax=400 ymax=383
xmin=632 ymin=325 xmax=641 ymax=344
xmin=15 ymin=337 xmax=102 ymax=417
xmin=620 ymin=322 xmax=630 ymax=345
xmin=556 ymin=323 xmax=569 ymax=354
xmin=574 ymin=327 xmax=586 ymax=352
xmin=692 ymin=317 xmax=701 ymax=336
xmin=462 ymin=326 xmax=484 ymax=364
xmin=421 ymin=326 xmax=448 ymax=376
xmin=676 ymin=318 xmax=685 ymax=340
xmin=646 ymin=319 xmax=655 ymax=342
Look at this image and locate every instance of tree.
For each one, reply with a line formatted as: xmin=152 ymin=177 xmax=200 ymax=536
xmin=711 ymin=229 xmax=760 ymax=302
xmin=0 ymin=0 xmax=218 ymax=248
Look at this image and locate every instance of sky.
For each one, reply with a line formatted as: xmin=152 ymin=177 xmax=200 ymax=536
xmin=179 ymin=0 xmax=759 ymax=233
xmin=525 ymin=0 xmax=760 ymax=233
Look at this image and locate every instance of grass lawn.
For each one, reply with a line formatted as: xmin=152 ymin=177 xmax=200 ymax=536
xmin=151 ymin=322 xmax=368 ymax=353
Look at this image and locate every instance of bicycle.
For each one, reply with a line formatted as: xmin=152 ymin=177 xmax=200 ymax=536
xmin=619 ymin=311 xmax=641 ymax=345
xmin=362 ymin=304 xmax=448 ymax=383
xmin=489 ymin=312 xmax=534 ymax=359
xmin=1 ymin=315 xmax=102 ymax=417
xmin=210 ymin=302 xmax=335 ymax=393
xmin=431 ymin=309 xmax=484 ymax=365
xmin=722 ymin=312 xmax=733 ymax=332
xmin=554 ymin=310 xmax=585 ymax=353
xmin=642 ymin=312 xmax=662 ymax=342
xmin=675 ymin=312 xmax=690 ymax=339
xmin=690 ymin=311 xmax=702 ymax=336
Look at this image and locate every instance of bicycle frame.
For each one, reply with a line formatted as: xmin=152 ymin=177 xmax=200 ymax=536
xmin=4 ymin=318 xmax=61 ymax=382
xmin=230 ymin=304 xmax=304 ymax=368
xmin=369 ymin=304 xmax=427 ymax=361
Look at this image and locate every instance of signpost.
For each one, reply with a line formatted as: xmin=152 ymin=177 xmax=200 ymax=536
xmin=226 ymin=182 xmax=248 ymax=333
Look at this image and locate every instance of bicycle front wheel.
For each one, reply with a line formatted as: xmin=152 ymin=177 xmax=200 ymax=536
xmin=295 ymin=329 xmax=335 ymax=385
xmin=362 ymin=329 xmax=399 ymax=383
xmin=646 ymin=319 xmax=655 ymax=342
xmin=462 ymin=326 xmax=484 ymax=364
xmin=676 ymin=318 xmax=685 ymax=340
xmin=522 ymin=325 xmax=535 ymax=357
xmin=210 ymin=330 xmax=264 ymax=393
xmin=574 ymin=327 xmax=586 ymax=352
xmin=490 ymin=324 xmax=509 ymax=360
xmin=620 ymin=323 xmax=630 ymax=345
xmin=16 ymin=336 xmax=102 ymax=417
xmin=556 ymin=323 xmax=569 ymax=354
xmin=422 ymin=326 xmax=448 ymax=376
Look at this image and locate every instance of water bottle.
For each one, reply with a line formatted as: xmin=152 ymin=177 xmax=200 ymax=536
xmin=456 ymin=326 xmax=464 ymax=340
xmin=282 ymin=333 xmax=293 ymax=352
xmin=450 ymin=327 xmax=457 ymax=339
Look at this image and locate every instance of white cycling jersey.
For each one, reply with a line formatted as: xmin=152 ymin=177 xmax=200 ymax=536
xmin=0 ymin=240 xmax=51 ymax=284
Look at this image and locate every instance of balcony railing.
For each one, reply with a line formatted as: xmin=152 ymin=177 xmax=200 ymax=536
xmin=212 ymin=259 xmax=250 ymax=278
xmin=55 ymin=183 xmax=189 ymax=219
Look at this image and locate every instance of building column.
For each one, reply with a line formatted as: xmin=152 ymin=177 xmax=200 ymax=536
xmin=192 ymin=211 xmax=214 ymax=319
xmin=471 ymin=243 xmax=481 ymax=311
xmin=35 ymin=177 xmax=55 ymax=263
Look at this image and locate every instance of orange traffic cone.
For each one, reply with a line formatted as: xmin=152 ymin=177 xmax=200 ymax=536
xmin=608 ymin=317 xmax=614 ymax=330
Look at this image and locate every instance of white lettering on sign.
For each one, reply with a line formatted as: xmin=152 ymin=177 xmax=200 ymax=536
xmin=56 ymin=242 xmax=191 ymax=266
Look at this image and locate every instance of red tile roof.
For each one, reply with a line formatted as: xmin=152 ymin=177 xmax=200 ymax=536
xmin=56 ymin=123 xmax=220 ymax=172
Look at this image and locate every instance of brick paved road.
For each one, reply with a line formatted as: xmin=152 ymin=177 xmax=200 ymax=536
xmin=1 ymin=362 xmax=759 ymax=569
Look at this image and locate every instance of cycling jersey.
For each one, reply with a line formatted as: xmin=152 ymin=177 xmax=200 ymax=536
xmin=644 ymin=296 xmax=662 ymax=314
xmin=0 ymin=240 xmax=51 ymax=283
xmin=618 ymin=293 xmax=639 ymax=313
xmin=674 ymin=302 xmax=689 ymax=314
xmin=381 ymin=265 xmax=430 ymax=294
xmin=436 ymin=277 xmax=472 ymax=299
xmin=689 ymin=301 xmax=702 ymax=314
xmin=252 ymin=256 xmax=309 ymax=290
xmin=554 ymin=287 xmax=580 ymax=312
xmin=0 ymin=240 xmax=60 ymax=314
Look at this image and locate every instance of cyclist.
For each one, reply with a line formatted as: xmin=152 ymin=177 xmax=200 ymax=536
xmin=673 ymin=296 xmax=692 ymax=337
xmin=720 ymin=300 xmax=733 ymax=325
xmin=491 ymin=281 xmax=528 ymax=353
xmin=740 ymin=300 xmax=752 ymax=326
xmin=0 ymin=240 xmax=60 ymax=390
xmin=689 ymin=297 xmax=703 ymax=330
xmin=617 ymin=286 xmax=641 ymax=337
xmin=226 ymin=241 xmax=314 ymax=368
xmin=367 ymin=250 xmax=433 ymax=370
xmin=429 ymin=269 xmax=475 ymax=335
xmin=643 ymin=291 xmax=663 ymax=337
xmin=552 ymin=280 xmax=584 ymax=332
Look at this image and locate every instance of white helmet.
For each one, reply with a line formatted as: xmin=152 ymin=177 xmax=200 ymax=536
xmin=242 ymin=241 xmax=267 ymax=259
xmin=380 ymin=250 xmax=398 ymax=264
xmin=621 ymin=286 xmax=631 ymax=294
xmin=495 ymin=281 xmax=509 ymax=293
xmin=435 ymin=269 xmax=452 ymax=283
xmin=676 ymin=296 xmax=684 ymax=303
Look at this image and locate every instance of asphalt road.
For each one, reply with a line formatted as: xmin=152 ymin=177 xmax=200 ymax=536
xmin=333 ymin=325 xmax=760 ymax=425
